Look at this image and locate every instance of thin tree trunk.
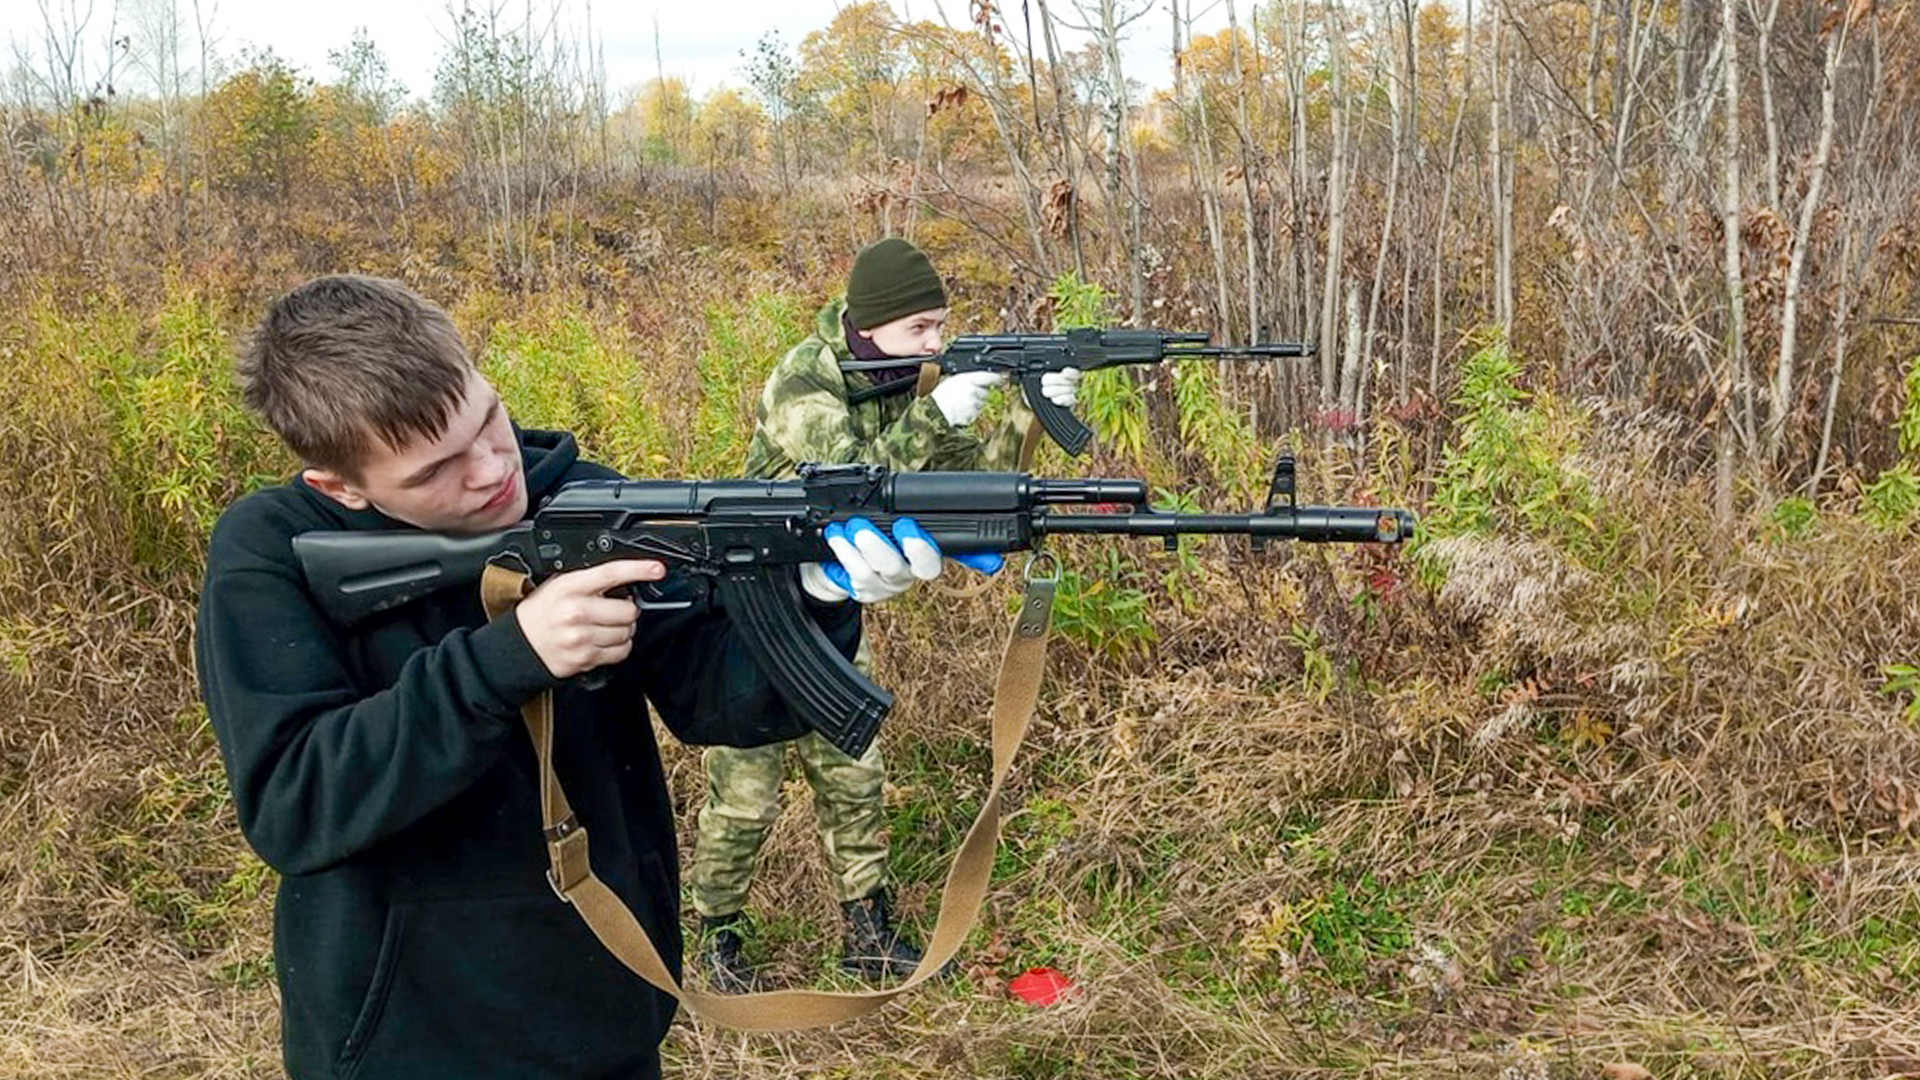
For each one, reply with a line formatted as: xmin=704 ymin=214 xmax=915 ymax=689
xmin=1490 ymin=2 xmax=1514 ymax=329
xmin=1768 ymin=18 xmax=1848 ymax=463
xmin=1339 ymin=277 xmax=1364 ymax=418
xmin=1290 ymin=0 xmax=1312 ymax=336
xmin=1228 ymin=0 xmax=1262 ymax=338
xmin=1174 ymin=0 xmax=1235 ymax=339
xmin=1720 ymin=0 xmax=1754 ymax=447
xmin=1091 ymin=0 xmax=1149 ymax=323
xmin=1715 ymin=414 xmax=1736 ymax=526
xmin=977 ymin=55 xmax=1056 ymax=278
xmin=1319 ymin=0 xmax=1350 ymax=406
xmin=1037 ymin=0 xmax=1088 ymax=276
xmin=1749 ymin=0 xmax=1782 ymax=211
xmin=1431 ymin=0 xmax=1473 ymax=393
xmin=1809 ymin=224 xmax=1856 ymax=492
xmin=1364 ymin=0 xmax=1403 ymax=407
xmin=1586 ymin=0 xmax=1603 ymax=122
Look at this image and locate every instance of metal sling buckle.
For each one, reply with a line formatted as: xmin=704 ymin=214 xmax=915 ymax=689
xmin=1017 ymin=552 xmax=1061 ymax=638
xmin=544 ymin=814 xmax=580 ymax=903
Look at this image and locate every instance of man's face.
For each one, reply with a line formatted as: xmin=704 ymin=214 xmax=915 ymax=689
xmin=304 ymin=369 xmax=528 ymax=534
xmin=858 ymin=307 xmax=949 ymax=359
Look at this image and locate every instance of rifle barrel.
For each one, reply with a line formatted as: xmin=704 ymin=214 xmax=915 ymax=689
xmin=1164 ymin=344 xmax=1315 ymax=359
xmin=1038 ymin=507 xmax=1413 ymax=544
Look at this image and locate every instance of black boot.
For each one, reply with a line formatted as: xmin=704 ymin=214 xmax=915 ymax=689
xmin=839 ymin=890 xmax=924 ymax=982
xmin=699 ymin=913 xmax=758 ymax=994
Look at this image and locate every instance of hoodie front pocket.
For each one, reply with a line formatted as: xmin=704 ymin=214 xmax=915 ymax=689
xmin=337 ymin=903 xmax=406 ymax=1080
xmin=336 ymin=892 xmax=672 ymax=1080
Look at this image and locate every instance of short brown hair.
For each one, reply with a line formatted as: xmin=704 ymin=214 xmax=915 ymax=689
xmin=238 ymin=275 xmax=473 ymax=475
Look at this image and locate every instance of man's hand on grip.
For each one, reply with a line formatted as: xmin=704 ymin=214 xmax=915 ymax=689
xmin=929 ymin=370 xmax=1003 ymax=426
xmin=1039 ymin=367 xmax=1082 ymax=408
xmin=516 ymin=559 xmax=666 ymax=678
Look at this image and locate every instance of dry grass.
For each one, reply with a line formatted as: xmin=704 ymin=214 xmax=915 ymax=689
xmin=4 ymin=267 xmax=1918 ymax=1079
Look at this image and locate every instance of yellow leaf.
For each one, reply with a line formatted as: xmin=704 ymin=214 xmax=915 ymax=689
xmin=1567 ymin=710 xmax=1614 ymax=751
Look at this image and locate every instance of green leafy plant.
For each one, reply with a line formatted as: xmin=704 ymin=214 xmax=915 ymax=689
xmin=1150 ymin=485 xmax=1205 ymax=607
xmin=1048 ymin=269 xmax=1111 ymax=329
xmin=1288 ymin=876 xmax=1413 ymax=988
xmin=1862 ymin=468 xmax=1918 ymax=530
xmin=76 ymin=285 xmax=287 ymax=576
xmin=1050 ymin=547 xmax=1157 ymax=656
xmin=1765 ymin=495 xmax=1819 ymax=542
xmin=1863 ymin=358 xmax=1920 ymax=530
xmin=1421 ymin=334 xmax=1610 ymax=579
xmin=1172 ymin=356 xmax=1262 ymax=494
xmin=1884 ymin=664 xmax=1920 ymax=724
xmin=1288 ymin=623 xmax=1337 ymax=704
xmin=693 ymin=292 xmax=805 ymax=471
xmin=1048 ymin=271 xmax=1149 ymax=460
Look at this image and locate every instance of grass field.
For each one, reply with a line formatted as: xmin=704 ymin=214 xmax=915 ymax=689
xmin=3 ymin=268 xmax=1917 ymax=1080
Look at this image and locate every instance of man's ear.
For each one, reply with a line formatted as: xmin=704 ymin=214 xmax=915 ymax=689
xmin=855 ymin=327 xmax=875 ymax=341
xmin=302 ymin=467 xmax=372 ymax=510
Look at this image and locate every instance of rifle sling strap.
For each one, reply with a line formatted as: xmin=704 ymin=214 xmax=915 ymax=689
xmin=913 ymin=360 xmax=941 ymax=398
xmin=479 ymin=561 xmax=1055 ymax=1031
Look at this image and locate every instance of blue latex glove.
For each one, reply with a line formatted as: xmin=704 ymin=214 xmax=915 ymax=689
xmin=951 ymin=552 xmax=1005 ymax=574
xmin=800 ymin=517 xmax=1002 ymax=602
xmin=899 ymin=520 xmax=1004 ymax=575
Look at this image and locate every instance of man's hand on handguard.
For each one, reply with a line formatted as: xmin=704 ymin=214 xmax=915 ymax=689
xmin=800 ymin=517 xmax=1003 ymax=604
xmin=517 ymin=559 xmax=666 ymax=678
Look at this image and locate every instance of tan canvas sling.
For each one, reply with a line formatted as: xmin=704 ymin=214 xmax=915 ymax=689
xmin=480 ymin=559 xmax=1057 ymax=1030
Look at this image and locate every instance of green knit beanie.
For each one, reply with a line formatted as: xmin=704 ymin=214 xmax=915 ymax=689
xmin=845 ymin=237 xmax=948 ymax=330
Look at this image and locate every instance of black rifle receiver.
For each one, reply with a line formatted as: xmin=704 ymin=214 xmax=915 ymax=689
xmin=842 ymin=328 xmax=1314 ymax=456
xmin=294 ymin=461 xmax=1412 ymax=758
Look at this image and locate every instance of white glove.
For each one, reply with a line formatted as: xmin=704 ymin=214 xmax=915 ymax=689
xmin=928 ymin=370 xmax=1004 ymax=426
xmin=1040 ymin=367 xmax=1082 ymax=408
xmin=800 ymin=517 xmax=945 ymax=603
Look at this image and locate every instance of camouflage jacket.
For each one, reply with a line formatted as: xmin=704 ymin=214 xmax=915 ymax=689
xmin=742 ymin=298 xmax=1032 ymax=480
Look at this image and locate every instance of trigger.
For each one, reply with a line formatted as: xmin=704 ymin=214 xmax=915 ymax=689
xmin=634 ymin=580 xmax=696 ymax=612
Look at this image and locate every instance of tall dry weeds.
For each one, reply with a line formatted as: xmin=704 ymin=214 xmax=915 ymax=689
xmin=3 ymin=228 xmax=1918 ymax=1080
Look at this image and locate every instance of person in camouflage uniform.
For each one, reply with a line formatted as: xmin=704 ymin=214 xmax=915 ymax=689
xmin=690 ymin=238 xmax=1081 ymax=991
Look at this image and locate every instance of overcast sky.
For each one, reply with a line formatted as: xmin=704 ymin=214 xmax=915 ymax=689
xmin=2 ymin=0 xmax=1233 ymax=105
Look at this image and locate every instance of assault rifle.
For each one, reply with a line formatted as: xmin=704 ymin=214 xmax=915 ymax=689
xmin=842 ymin=329 xmax=1314 ymax=456
xmin=294 ymin=459 xmax=1412 ymax=759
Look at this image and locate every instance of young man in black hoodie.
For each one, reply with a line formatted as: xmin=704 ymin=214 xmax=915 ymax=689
xmin=195 ymin=275 xmax=944 ymax=1080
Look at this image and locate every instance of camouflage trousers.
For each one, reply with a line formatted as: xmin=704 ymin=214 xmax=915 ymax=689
xmin=688 ymin=632 xmax=891 ymax=917
xmin=687 ymin=733 xmax=890 ymax=916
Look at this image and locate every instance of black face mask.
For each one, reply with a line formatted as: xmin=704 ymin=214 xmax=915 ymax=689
xmin=843 ymin=311 xmax=922 ymax=387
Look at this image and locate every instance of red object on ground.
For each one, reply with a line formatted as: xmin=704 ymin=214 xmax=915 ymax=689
xmin=1007 ymin=967 xmax=1077 ymax=1006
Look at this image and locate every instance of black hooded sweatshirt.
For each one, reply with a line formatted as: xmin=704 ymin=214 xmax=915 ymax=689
xmin=195 ymin=428 xmax=856 ymax=1080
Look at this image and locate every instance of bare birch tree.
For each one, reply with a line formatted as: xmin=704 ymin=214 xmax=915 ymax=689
xmin=1063 ymin=0 xmax=1153 ymax=321
xmin=1318 ymin=0 xmax=1350 ymax=405
xmin=1767 ymin=10 xmax=1851 ymax=464
xmin=1718 ymin=0 xmax=1753 ymax=450
xmin=1172 ymin=0 xmax=1234 ymax=339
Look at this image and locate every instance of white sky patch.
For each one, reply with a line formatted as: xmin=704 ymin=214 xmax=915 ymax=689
xmin=0 ymin=0 xmax=1232 ymax=106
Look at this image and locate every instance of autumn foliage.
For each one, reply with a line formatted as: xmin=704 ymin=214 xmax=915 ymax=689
xmin=2 ymin=1 xmax=1919 ymax=1077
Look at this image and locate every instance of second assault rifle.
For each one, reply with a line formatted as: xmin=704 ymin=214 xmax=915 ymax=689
xmin=295 ymin=459 xmax=1412 ymax=759
xmin=842 ymin=329 xmax=1314 ymax=456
